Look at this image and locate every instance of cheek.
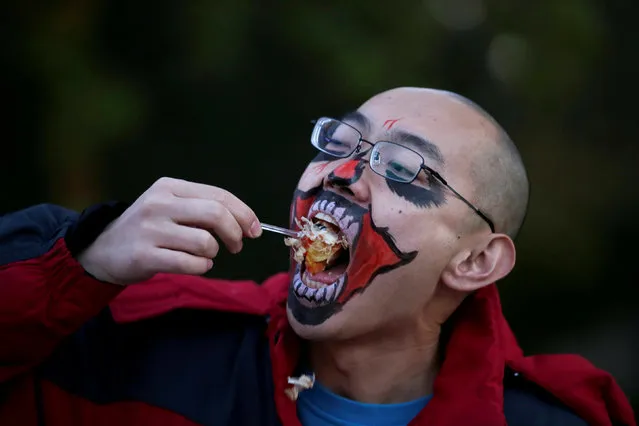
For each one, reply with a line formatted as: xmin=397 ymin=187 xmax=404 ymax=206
xmin=370 ymin=185 xmax=455 ymax=252
xmin=369 ymin=202 xmax=423 ymax=250
xmin=296 ymin=161 xmax=331 ymax=191
xmin=338 ymin=262 xmax=438 ymax=331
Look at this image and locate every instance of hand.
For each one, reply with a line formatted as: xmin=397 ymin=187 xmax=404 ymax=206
xmin=77 ymin=177 xmax=262 ymax=285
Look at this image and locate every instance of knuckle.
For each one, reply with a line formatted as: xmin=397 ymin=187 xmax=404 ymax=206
xmin=207 ymin=237 xmax=220 ymax=258
xmin=137 ymin=216 xmax=157 ymax=235
xmin=189 ymin=258 xmax=209 ymax=275
xmin=153 ymin=176 xmax=175 ymax=191
xmin=194 ymin=232 xmax=212 ymax=253
xmin=192 ymin=231 xmax=219 ymax=258
xmin=207 ymin=201 xmax=226 ymax=222
xmin=213 ymin=187 xmax=231 ymax=202
xmin=129 ymin=245 xmax=151 ymax=270
xmin=173 ymin=255 xmax=193 ymax=273
xmin=139 ymin=194 xmax=169 ymax=218
xmin=241 ymin=209 xmax=257 ymax=226
xmin=217 ymin=189 xmax=241 ymax=211
xmin=229 ymin=223 xmax=243 ymax=243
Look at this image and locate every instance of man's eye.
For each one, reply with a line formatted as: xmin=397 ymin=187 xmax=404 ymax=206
xmin=324 ymin=137 xmax=348 ymax=148
xmin=389 ymin=161 xmax=410 ymax=174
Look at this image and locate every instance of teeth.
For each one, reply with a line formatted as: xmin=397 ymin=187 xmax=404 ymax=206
xmin=315 ymin=287 xmax=327 ymax=302
xmin=332 ymin=207 xmax=345 ymax=221
xmin=326 ymin=201 xmax=336 ymax=213
xmin=314 ymin=212 xmax=338 ymax=226
xmin=341 ymin=221 xmax=358 ymax=244
xmin=339 ymin=215 xmax=352 ymax=231
xmin=309 ymin=201 xmax=319 ymax=215
xmin=324 ymin=284 xmax=335 ymax=301
xmin=295 ymin=269 xmax=345 ymax=305
xmin=320 ymin=200 xmax=327 ymax=211
xmin=336 ymin=277 xmax=345 ymax=296
xmin=306 ymin=280 xmax=323 ymax=289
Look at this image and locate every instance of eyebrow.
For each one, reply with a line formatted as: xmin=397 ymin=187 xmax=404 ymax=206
xmin=390 ymin=130 xmax=445 ymax=166
xmin=341 ymin=110 xmax=370 ymax=132
xmin=339 ymin=110 xmax=445 ymax=166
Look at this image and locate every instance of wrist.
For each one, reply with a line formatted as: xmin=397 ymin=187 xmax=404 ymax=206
xmin=77 ymin=245 xmax=126 ymax=286
xmin=65 ymin=201 xmax=129 ymax=257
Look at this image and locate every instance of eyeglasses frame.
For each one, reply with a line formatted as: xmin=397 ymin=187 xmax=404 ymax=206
xmin=310 ymin=118 xmax=495 ymax=233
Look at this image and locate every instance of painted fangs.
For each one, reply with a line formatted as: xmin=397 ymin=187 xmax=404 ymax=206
xmin=307 ymin=198 xmax=360 ymax=247
xmin=293 ymin=265 xmax=346 ymax=306
xmin=314 ymin=212 xmax=338 ymax=227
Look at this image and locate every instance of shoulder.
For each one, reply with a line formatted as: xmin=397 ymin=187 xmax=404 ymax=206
xmin=503 ymin=370 xmax=588 ymax=426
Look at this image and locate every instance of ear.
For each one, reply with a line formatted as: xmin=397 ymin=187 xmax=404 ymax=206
xmin=441 ymin=233 xmax=516 ymax=292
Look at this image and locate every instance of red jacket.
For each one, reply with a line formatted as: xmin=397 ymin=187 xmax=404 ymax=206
xmin=0 ymin=203 xmax=635 ymax=426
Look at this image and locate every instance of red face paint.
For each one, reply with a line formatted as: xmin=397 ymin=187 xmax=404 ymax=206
xmin=336 ymin=212 xmax=414 ymax=304
xmin=311 ymin=162 xmax=330 ymax=174
xmin=327 ymin=159 xmax=366 ymax=187
xmin=383 ymin=118 xmax=401 ymax=130
xmin=287 ymin=146 xmax=440 ymax=326
xmin=287 ymin=187 xmax=417 ymax=326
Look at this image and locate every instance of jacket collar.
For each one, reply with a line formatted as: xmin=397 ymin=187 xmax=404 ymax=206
xmin=108 ymin=272 xmax=635 ymax=426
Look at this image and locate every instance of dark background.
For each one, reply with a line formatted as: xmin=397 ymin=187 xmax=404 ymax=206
xmin=2 ymin=0 xmax=637 ymax=411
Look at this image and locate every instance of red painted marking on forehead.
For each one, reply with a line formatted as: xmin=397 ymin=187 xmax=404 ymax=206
xmin=383 ymin=118 xmax=401 ymax=130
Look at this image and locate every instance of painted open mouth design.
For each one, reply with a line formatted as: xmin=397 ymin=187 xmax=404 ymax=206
xmin=287 ymin=187 xmax=417 ymax=325
xmin=287 ymin=193 xmax=364 ymax=307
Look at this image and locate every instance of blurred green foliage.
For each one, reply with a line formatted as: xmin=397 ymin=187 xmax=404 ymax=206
xmin=1 ymin=0 xmax=637 ymax=410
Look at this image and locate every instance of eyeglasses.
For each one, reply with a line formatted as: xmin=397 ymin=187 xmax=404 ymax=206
xmin=310 ymin=117 xmax=495 ymax=233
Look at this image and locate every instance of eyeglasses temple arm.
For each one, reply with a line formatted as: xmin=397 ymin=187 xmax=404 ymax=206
xmin=427 ymin=168 xmax=496 ymax=233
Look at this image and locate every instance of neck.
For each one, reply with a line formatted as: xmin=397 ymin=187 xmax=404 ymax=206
xmin=308 ymin=320 xmax=441 ymax=404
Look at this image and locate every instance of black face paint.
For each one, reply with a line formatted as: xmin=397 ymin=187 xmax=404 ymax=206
xmin=327 ymin=160 xmax=366 ymax=188
xmin=385 ymin=178 xmax=446 ymax=209
xmin=312 ymin=146 xmax=445 ymax=209
xmin=288 ymin=190 xmax=417 ymax=326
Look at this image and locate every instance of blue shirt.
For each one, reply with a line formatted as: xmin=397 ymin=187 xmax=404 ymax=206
xmin=297 ymin=382 xmax=431 ymax=426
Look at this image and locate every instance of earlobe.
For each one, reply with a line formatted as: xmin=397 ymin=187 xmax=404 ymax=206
xmin=441 ymin=234 xmax=516 ymax=292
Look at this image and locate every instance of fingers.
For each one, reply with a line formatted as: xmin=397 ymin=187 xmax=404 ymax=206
xmin=162 ymin=178 xmax=262 ymax=238
xmin=165 ymin=198 xmax=244 ymax=254
xmin=152 ymin=248 xmax=214 ymax=276
xmin=155 ymin=222 xmax=221 ymax=258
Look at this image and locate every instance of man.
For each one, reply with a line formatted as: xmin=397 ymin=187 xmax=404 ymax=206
xmin=0 ymin=88 xmax=634 ymax=426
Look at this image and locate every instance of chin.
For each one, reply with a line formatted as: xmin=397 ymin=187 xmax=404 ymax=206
xmin=285 ymin=304 xmax=346 ymax=341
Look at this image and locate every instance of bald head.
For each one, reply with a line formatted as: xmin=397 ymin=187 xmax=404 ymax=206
xmin=446 ymin=91 xmax=529 ymax=239
xmin=361 ymin=87 xmax=529 ymax=238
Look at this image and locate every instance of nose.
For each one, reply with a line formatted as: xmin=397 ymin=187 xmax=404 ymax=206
xmin=325 ymin=158 xmax=370 ymax=202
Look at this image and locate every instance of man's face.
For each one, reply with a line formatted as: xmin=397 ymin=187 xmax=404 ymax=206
xmin=286 ymin=88 xmax=494 ymax=339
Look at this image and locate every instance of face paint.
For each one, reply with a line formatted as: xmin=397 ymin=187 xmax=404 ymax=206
xmin=385 ymin=178 xmax=446 ymax=209
xmin=383 ymin=118 xmax=401 ymax=130
xmin=312 ymin=162 xmax=330 ymax=174
xmin=288 ymin=190 xmax=417 ymax=325
xmin=287 ymin=131 xmax=449 ymax=325
xmin=326 ymin=159 xmax=366 ymax=187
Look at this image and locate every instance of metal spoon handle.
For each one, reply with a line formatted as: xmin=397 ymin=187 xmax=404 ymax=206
xmin=260 ymin=223 xmax=299 ymax=238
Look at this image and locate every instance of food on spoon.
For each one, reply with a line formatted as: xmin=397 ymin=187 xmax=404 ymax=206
xmin=284 ymin=216 xmax=348 ymax=274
